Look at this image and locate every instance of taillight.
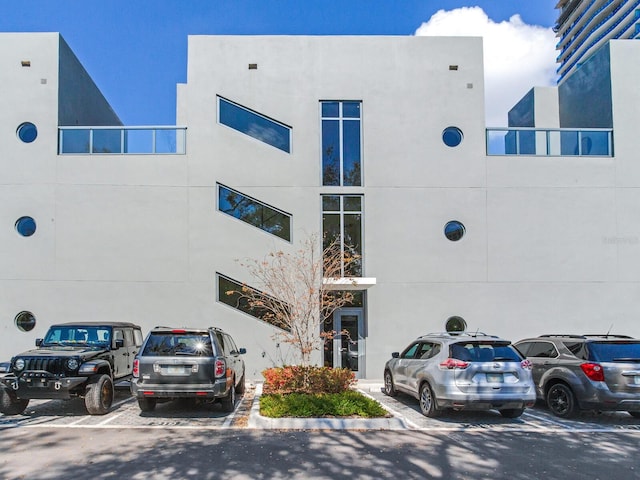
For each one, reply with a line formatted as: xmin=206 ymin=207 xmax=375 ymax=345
xmin=521 ymin=359 xmax=532 ymax=370
xmin=132 ymin=358 xmax=139 ymax=378
xmin=439 ymin=358 xmax=470 ymax=370
xmin=581 ymin=362 xmax=604 ymax=382
xmin=214 ymin=358 xmax=226 ymax=378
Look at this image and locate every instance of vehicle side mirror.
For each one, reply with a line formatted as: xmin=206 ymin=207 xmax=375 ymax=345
xmin=239 ymin=348 xmax=247 ymax=355
xmin=392 ymin=352 xmax=399 ymax=358
xmin=115 ymin=339 xmax=124 ymax=349
xmin=36 ymin=338 xmax=43 ymax=347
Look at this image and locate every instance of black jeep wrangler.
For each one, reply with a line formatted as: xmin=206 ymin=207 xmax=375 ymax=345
xmin=0 ymin=322 xmax=143 ymax=415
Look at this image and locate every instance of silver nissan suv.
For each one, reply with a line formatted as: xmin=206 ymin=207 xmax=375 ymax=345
xmin=514 ymin=334 xmax=640 ymax=418
xmin=383 ymin=332 xmax=536 ymax=418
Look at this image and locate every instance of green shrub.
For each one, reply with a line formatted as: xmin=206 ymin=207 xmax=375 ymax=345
xmin=262 ymin=366 xmax=355 ymax=394
xmin=260 ymin=390 xmax=388 ymax=418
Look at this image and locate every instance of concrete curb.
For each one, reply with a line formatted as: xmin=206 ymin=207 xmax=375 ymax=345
xmin=247 ymin=382 xmax=412 ymax=430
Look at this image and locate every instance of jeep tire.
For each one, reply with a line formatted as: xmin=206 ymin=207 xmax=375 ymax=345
xmin=0 ymin=389 xmax=29 ymax=416
xmin=85 ymin=374 xmax=114 ymax=415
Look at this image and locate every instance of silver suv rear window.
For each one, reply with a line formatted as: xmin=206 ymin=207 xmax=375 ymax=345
xmin=142 ymin=332 xmax=213 ymax=357
xmin=451 ymin=342 xmax=522 ymax=362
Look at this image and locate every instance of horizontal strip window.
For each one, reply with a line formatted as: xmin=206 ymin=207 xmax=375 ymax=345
xmin=217 ymin=184 xmax=292 ymax=241
xmin=217 ymin=273 xmax=290 ymax=331
xmin=218 ymin=96 xmax=291 ymax=153
xmin=58 ymin=126 xmax=186 ymax=155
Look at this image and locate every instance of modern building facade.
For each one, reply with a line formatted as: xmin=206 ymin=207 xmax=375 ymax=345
xmin=555 ymin=0 xmax=640 ymax=81
xmin=2 ymin=32 xmax=639 ymax=380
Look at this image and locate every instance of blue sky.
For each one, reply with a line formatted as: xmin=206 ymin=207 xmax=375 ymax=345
xmin=0 ymin=1 xmax=559 ymax=125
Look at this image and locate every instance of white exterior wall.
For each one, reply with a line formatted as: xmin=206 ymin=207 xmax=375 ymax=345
xmin=2 ymin=34 xmax=640 ymax=380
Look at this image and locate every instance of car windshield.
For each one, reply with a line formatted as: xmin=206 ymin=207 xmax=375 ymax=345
xmin=451 ymin=342 xmax=522 ymax=362
xmin=587 ymin=342 xmax=640 ymax=362
xmin=142 ymin=333 xmax=213 ymax=357
xmin=43 ymin=326 xmax=111 ymax=347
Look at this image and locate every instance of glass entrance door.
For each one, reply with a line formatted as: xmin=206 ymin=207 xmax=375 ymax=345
xmin=324 ymin=309 xmax=364 ymax=378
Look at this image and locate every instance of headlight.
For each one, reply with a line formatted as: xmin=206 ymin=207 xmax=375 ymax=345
xmin=14 ymin=359 xmax=25 ymax=371
xmin=66 ymin=358 xmax=79 ymax=371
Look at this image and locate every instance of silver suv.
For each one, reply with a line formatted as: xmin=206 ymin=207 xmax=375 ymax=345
xmin=383 ymin=332 xmax=536 ymax=418
xmin=131 ymin=326 xmax=246 ymax=412
xmin=514 ymin=334 xmax=640 ymax=418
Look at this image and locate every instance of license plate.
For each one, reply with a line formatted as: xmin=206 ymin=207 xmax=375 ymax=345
xmin=486 ymin=373 xmax=503 ymax=383
xmin=167 ymin=366 xmax=185 ymax=375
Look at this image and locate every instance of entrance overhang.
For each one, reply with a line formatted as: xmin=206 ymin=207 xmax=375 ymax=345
xmin=323 ymin=277 xmax=376 ymax=290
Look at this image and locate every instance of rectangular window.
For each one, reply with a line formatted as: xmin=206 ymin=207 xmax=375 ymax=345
xmin=218 ymin=96 xmax=291 ymax=153
xmin=321 ymin=101 xmax=362 ymax=186
xmin=217 ymin=273 xmax=290 ymax=331
xmin=217 ymin=184 xmax=291 ymax=241
xmin=322 ymin=194 xmax=363 ymax=277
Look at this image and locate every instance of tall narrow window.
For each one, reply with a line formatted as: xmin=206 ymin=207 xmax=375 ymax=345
xmin=218 ymin=184 xmax=291 ymax=241
xmin=321 ymin=101 xmax=362 ymax=186
xmin=322 ymin=195 xmax=363 ymax=277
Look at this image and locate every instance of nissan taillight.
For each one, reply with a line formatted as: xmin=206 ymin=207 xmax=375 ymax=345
xmin=132 ymin=358 xmax=139 ymax=378
xmin=439 ymin=358 xmax=470 ymax=370
xmin=214 ymin=358 xmax=226 ymax=378
xmin=521 ymin=359 xmax=532 ymax=370
xmin=581 ymin=362 xmax=605 ymax=382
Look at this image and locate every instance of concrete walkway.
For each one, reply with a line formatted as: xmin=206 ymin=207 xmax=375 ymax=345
xmin=246 ymin=380 xmax=413 ymax=430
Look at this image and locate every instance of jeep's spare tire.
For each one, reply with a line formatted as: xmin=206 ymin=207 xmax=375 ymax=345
xmin=85 ymin=374 xmax=114 ymax=415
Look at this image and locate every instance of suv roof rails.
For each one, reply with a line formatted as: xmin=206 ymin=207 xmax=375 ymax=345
xmin=540 ymin=334 xmax=635 ymax=339
xmin=419 ymin=331 xmax=497 ymax=339
xmin=539 ymin=334 xmax=586 ymax=338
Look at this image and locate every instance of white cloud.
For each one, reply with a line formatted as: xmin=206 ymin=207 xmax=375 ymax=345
xmin=415 ymin=7 xmax=557 ymax=126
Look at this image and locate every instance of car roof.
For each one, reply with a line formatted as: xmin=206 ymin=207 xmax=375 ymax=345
xmin=50 ymin=322 xmax=141 ymax=328
xmin=415 ymin=332 xmax=506 ymax=342
xmin=149 ymin=326 xmax=223 ymax=333
xmin=520 ymin=334 xmax=635 ymax=342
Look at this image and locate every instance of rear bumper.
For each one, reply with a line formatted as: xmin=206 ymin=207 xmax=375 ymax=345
xmin=578 ymin=387 xmax=640 ymax=412
xmin=435 ymin=387 xmax=537 ymax=411
xmin=130 ymin=377 xmax=229 ymax=399
xmin=0 ymin=374 xmax=88 ymax=399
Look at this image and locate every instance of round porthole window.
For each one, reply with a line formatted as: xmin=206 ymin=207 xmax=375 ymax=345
xmin=15 ymin=216 xmax=36 ymax=237
xmin=445 ymin=316 xmax=467 ymax=333
xmin=444 ymin=220 xmax=465 ymax=241
xmin=442 ymin=126 xmax=463 ymax=147
xmin=17 ymin=122 xmax=38 ymax=143
xmin=15 ymin=311 xmax=36 ymax=332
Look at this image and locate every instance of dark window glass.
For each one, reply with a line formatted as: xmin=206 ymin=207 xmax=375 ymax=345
xmin=15 ymin=217 xmax=36 ymax=237
xmin=142 ymin=333 xmax=213 ymax=357
xmin=17 ymin=122 xmax=37 ymax=143
xmin=444 ymin=221 xmax=465 ymax=241
xmin=43 ymin=326 xmax=110 ymax=346
xmin=60 ymin=129 xmax=90 ymax=153
xmin=526 ymin=341 xmax=558 ymax=358
xmin=418 ymin=342 xmax=440 ymax=359
xmin=442 ymin=126 xmax=463 ymax=147
xmin=322 ymin=195 xmax=363 ymax=277
xmin=219 ymin=97 xmax=290 ymax=153
xmin=217 ymin=274 xmax=290 ymax=331
xmin=218 ymin=184 xmax=291 ymax=241
xmin=452 ymin=342 xmax=521 ymax=362
xmin=15 ymin=311 xmax=36 ymax=332
xmin=321 ymin=101 xmax=362 ymax=186
xmin=587 ymin=342 xmax=640 ymax=362
xmin=92 ymin=129 xmax=120 ymax=154
xmin=563 ymin=341 xmax=589 ymax=359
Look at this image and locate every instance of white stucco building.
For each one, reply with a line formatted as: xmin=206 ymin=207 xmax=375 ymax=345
xmin=1 ymin=32 xmax=638 ymax=380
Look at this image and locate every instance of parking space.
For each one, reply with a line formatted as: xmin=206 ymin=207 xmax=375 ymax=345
xmin=0 ymin=384 xmax=254 ymax=430
xmin=364 ymin=387 xmax=640 ymax=432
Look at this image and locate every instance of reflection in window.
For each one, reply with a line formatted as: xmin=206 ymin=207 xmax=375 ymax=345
xmin=218 ymin=97 xmax=291 ymax=153
xmin=217 ymin=273 xmax=290 ymax=331
xmin=444 ymin=221 xmax=465 ymax=241
xmin=322 ymin=195 xmax=363 ymax=276
xmin=321 ymin=101 xmax=362 ymax=186
xmin=15 ymin=216 xmax=36 ymax=237
xmin=218 ymin=184 xmax=291 ymax=241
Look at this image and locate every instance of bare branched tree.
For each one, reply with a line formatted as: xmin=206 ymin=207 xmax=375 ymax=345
xmin=231 ymin=232 xmax=358 ymax=366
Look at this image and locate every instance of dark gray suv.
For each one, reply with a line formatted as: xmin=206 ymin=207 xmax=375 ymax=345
xmin=131 ymin=326 xmax=246 ymax=412
xmin=514 ymin=334 xmax=640 ymax=418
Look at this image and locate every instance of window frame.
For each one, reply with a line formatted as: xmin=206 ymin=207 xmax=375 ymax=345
xmin=322 ymin=194 xmax=363 ymax=277
xmin=320 ymin=100 xmax=363 ymax=186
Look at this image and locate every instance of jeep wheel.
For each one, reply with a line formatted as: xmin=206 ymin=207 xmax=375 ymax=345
xmin=85 ymin=374 xmax=114 ymax=415
xmin=546 ymin=383 xmax=577 ymax=418
xmin=221 ymin=379 xmax=236 ymax=413
xmin=138 ymin=397 xmax=157 ymax=412
xmin=0 ymin=389 xmax=29 ymax=415
xmin=499 ymin=408 xmax=525 ymax=418
xmin=235 ymin=373 xmax=246 ymax=395
xmin=419 ymin=382 xmax=440 ymax=417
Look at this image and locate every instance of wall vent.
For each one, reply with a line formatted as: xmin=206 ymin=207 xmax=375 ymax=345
xmin=21 ymin=60 xmax=31 ymax=67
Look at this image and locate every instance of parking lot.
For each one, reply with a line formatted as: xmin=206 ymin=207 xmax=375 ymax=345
xmin=2 ymin=381 xmax=640 ymax=433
